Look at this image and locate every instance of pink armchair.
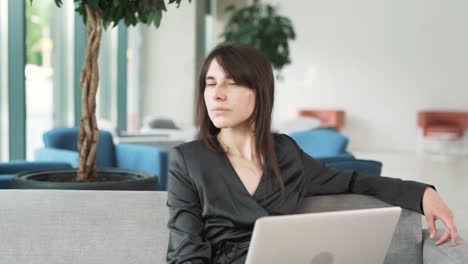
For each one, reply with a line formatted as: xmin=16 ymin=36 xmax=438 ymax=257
xmin=417 ymin=111 xmax=468 ymax=156
xmin=299 ymin=109 xmax=346 ymax=131
xmin=417 ymin=111 xmax=468 ymax=138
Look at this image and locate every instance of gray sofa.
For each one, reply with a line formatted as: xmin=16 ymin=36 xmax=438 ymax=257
xmin=0 ymin=190 xmax=466 ymax=264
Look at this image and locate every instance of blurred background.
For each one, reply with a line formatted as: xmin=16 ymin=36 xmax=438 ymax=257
xmin=1 ymin=0 xmax=467 ymax=237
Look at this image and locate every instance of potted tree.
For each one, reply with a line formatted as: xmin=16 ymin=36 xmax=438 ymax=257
xmin=221 ymin=0 xmax=296 ymax=76
xmin=13 ymin=0 xmax=190 ymax=190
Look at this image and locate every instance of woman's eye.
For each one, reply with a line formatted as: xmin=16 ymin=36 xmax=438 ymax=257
xmin=206 ymin=83 xmax=215 ymax=87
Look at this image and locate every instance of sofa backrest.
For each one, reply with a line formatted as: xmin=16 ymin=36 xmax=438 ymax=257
xmin=0 ymin=190 xmax=170 ymax=264
xmin=0 ymin=190 xmax=422 ymax=264
xmin=43 ymin=127 xmax=116 ymax=167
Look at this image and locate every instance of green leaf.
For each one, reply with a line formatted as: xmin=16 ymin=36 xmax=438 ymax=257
xmin=67 ymin=0 xmax=190 ymax=29
xmin=31 ymin=0 xmax=62 ymax=7
xmin=153 ymin=9 xmax=163 ymax=28
xmin=169 ymin=0 xmax=185 ymax=8
xmin=224 ymin=4 xmax=236 ymax=12
xmin=87 ymin=0 xmax=99 ymax=9
xmin=266 ymin=4 xmax=275 ymax=16
xmin=74 ymin=4 xmax=87 ymax=25
xmin=221 ymin=0 xmax=296 ymax=72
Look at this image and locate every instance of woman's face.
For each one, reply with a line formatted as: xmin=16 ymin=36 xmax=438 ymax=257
xmin=204 ymin=59 xmax=256 ymax=130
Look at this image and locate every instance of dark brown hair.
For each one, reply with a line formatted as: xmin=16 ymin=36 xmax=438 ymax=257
xmin=195 ymin=43 xmax=285 ymax=193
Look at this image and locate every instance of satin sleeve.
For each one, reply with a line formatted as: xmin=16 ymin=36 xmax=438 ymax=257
xmin=166 ymin=147 xmax=212 ymax=264
xmin=284 ymin=134 xmax=435 ymax=215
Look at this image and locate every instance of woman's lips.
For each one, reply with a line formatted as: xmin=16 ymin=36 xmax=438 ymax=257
xmin=211 ymin=108 xmax=230 ymax=114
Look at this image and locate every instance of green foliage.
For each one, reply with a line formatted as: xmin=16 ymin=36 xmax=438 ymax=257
xmin=25 ymin=0 xmax=51 ymax=65
xmin=34 ymin=0 xmax=190 ymax=29
xmin=221 ymin=0 xmax=296 ymax=71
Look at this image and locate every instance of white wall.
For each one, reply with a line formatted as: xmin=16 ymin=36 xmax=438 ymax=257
xmin=140 ymin=2 xmax=198 ymax=129
xmin=265 ymin=0 xmax=468 ymax=152
xmin=139 ymin=0 xmax=468 ymax=152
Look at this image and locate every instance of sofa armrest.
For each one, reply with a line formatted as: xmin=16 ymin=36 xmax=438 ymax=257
xmin=299 ymin=194 xmax=423 ymax=264
xmin=34 ymin=148 xmax=79 ymax=167
xmin=423 ymin=229 xmax=468 ymax=264
xmin=115 ymin=144 xmax=168 ymax=191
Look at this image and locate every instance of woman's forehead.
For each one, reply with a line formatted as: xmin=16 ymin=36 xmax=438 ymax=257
xmin=206 ymin=60 xmax=232 ymax=80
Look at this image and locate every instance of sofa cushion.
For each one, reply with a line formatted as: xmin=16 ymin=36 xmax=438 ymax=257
xmin=422 ymin=229 xmax=468 ymax=264
xmin=289 ymin=128 xmax=349 ymax=158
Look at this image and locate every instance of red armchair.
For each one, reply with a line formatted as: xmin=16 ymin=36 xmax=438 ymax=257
xmin=417 ymin=111 xmax=468 ymax=157
xmin=417 ymin=111 xmax=468 ymax=138
xmin=299 ymin=109 xmax=346 ymax=131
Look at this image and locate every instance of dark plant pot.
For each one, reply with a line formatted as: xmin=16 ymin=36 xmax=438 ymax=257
xmin=12 ymin=168 xmax=157 ymax=191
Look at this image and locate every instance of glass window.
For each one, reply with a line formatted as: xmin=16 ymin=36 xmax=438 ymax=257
xmin=204 ymin=0 xmax=215 ymax=56
xmin=126 ymin=25 xmax=142 ymax=133
xmin=25 ymin=0 xmax=74 ymax=160
xmin=96 ymin=26 xmax=118 ymax=133
xmin=0 ymin=0 xmax=8 ymax=161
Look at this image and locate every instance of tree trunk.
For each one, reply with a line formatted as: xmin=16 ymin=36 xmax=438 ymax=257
xmin=77 ymin=5 xmax=102 ymax=182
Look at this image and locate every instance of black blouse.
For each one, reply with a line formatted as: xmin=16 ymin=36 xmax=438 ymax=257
xmin=166 ymin=133 xmax=433 ymax=264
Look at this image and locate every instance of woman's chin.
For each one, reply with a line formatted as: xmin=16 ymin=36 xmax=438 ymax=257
xmin=212 ymin=120 xmax=237 ymax=129
xmin=213 ymin=123 xmax=232 ymax=129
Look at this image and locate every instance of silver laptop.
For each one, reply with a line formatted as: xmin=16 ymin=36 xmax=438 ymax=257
xmin=245 ymin=207 xmax=401 ymax=264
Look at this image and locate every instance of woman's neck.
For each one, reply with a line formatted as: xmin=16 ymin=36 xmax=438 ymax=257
xmin=217 ymin=126 xmax=256 ymax=161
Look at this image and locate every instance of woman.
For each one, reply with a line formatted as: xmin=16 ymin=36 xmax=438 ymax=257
xmin=166 ymin=43 xmax=457 ymax=264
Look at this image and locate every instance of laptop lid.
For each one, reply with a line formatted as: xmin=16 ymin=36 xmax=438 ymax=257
xmin=245 ymin=207 xmax=401 ymax=264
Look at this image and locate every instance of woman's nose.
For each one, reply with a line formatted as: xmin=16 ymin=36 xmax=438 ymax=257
xmin=212 ymin=86 xmax=226 ymax=101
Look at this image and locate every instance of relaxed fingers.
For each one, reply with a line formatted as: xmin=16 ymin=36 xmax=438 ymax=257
xmin=451 ymin=232 xmax=458 ymax=246
xmin=440 ymin=216 xmax=458 ymax=246
xmin=425 ymin=215 xmax=437 ymax=238
xmin=449 ymin=222 xmax=458 ymax=246
xmin=435 ymin=228 xmax=450 ymax=246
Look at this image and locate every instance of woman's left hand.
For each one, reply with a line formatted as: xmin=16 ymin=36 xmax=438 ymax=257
xmin=422 ymin=187 xmax=458 ymax=246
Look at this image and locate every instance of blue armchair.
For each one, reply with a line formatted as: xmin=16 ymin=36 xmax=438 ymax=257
xmin=34 ymin=127 xmax=169 ymax=191
xmin=318 ymin=157 xmax=383 ymax=176
xmin=289 ymin=128 xmax=354 ymax=159
xmin=0 ymin=161 xmax=72 ymax=189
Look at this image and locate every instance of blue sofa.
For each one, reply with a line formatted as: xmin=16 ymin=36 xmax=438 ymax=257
xmin=289 ymin=128 xmax=354 ymax=159
xmin=318 ymin=157 xmax=383 ymax=176
xmin=34 ymin=127 xmax=169 ymax=191
xmin=0 ymin=161 xmax=72 ymax=189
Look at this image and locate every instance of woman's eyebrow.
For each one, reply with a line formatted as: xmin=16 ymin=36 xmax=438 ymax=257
xmin=205 ymin=76 xmax=216 ymax=81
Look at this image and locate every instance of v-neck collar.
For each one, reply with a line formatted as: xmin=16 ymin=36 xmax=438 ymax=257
xmin=221 ymin=152 xmax=266 ymax=199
